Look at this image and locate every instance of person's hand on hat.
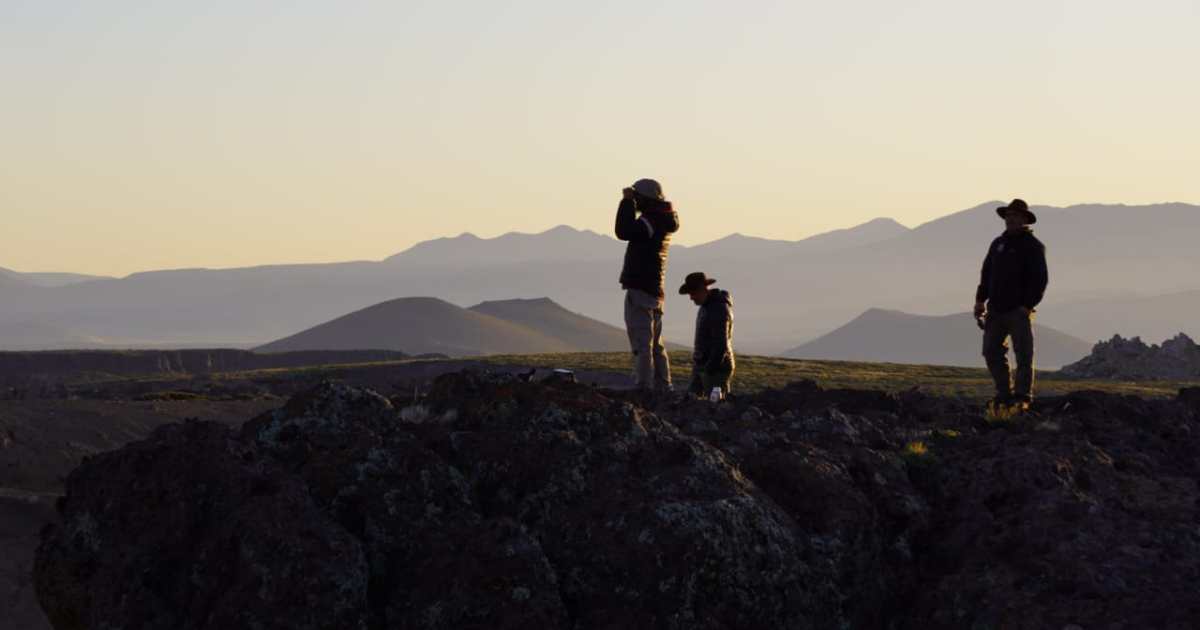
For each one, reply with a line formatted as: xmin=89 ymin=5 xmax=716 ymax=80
xmin=622 ymin=187 xmax=636 ymax=201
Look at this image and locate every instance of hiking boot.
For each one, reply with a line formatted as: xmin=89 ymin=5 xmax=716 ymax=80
xmin=987 ymin=395 xmax=1012 ymax=414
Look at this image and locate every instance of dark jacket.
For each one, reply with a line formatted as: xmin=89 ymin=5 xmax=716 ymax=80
xmin=975 ymin=228 xmax=1049 ymax=313
xmin=616 ymin=197 xmax=680 ymax=298
xmin=693 ymin=289 xmax=735 ymax=374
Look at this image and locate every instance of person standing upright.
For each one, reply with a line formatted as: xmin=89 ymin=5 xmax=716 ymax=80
xmin=974 ymin=198 xmax=1049 ymax=410
xmin=615 ymin=179 xmax=679 ymax=392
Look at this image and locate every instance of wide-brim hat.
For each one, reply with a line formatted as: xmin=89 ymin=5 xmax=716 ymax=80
xmin=631 ymin=178 xmax=666 ymax=201
xmin=679 ymin=271 xmax=717 ymax=295
xmin=996 ymin=198 xmax=1037 ymax=224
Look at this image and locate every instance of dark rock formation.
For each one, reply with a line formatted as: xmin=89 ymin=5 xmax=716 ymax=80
xmin=1061 ymin=333 xmax=1200 ymax=380
xmin=2 ymin=494 xmax=56 ymax=630
xmin=34 ymin=372 xmax=1200 ymax=629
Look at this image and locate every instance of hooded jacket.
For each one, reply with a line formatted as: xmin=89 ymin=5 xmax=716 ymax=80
xmin=693 ymin=289 xmax=735 ymax=374
xmin=975 ymin=228 xmax=1049 ymax=313
xmin=615 ymin=197 xmax=680 ymax=298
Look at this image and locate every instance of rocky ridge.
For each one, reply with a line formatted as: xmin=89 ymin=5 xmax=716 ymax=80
xmin=34 ymin=372 xmax=1200 ymax=629
xmin=1061 ymin=333 xmax=1200 ymax=380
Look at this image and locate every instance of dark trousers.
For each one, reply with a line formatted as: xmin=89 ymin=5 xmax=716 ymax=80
xmin=982 ymin=308 xmax=1035 ymax=401
xmin=688 ymin=368 xmax=734 ymax=397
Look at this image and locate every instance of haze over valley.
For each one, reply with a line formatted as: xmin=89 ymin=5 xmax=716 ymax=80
xmin=2 ymin=201 xmax=1198 ymax=365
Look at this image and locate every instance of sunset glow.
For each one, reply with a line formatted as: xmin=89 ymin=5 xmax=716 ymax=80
xmin=3 ymin=1 xmax=1197 ymax=276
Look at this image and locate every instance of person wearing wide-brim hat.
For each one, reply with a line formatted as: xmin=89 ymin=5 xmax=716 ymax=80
xmin=679 ymin=272 xmax=735 ymax=399
xmin=615 ymin=178 xmax=680 ymax=392
xmin=994 ymin=197 xmax=1037 ymax=224
xmin=973 ymin=198 xmax=1049 ymax=410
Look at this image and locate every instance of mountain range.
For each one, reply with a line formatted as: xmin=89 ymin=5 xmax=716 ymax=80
xmin=0 ymin=267 xmax=111 ymax=289
xmin=3 ymin=201 xmax=1198 ymax=360
xmin=785 ymin=308 xmax=1093 ymax=369
xmin=255 ymin=297 xmax=633 ymax=356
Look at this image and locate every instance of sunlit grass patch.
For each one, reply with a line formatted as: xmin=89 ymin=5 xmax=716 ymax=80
xmin=934 ymin=429 xmax=961 ymax=439
xmin=985 ymin=400 xmax=1027 ymax=423
xmin=479 ymin=353 xmax=1195 ymax=399
xmin=901 ymin=440 xmax=939 ymax=470
xmin=57 ymin=351 xmax=1199 ymax=401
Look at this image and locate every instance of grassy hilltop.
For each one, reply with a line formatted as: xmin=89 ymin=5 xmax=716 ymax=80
xmin=21 ymin=351 xmax=1196 ymax=401
xmin=480 ymin=352 xmax=1192 ymax=399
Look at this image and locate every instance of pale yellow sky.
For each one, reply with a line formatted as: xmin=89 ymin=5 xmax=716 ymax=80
xmin=2 ymin=1 xmax=1197 ymax=277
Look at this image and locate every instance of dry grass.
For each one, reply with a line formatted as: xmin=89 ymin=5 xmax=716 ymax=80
xmin=54 ymin=351 xmax=1196 ymax=401
xmin=479 ymin=351 xmax=1196 ymax=399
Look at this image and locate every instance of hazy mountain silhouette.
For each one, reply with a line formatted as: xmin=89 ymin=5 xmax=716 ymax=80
xmin=467 ymin=298 xmax=634 ymax=352
xmin=255 ymin=296 xmax=637 ymax=356
xmin=380 ymin=219 xmax=906 ymax=267
xmin=751 ymin=201 xmax=1200 ymax=351
xmin=255 ymin=297 xmax=571 ymax=356
xmin=0 ymin=274 xmax=27 ymax=289
xmin=384 ymin=225 xmax=615 ymax=266
xmin=0 ymin=267 xmax=110 ymax=288
xmin=1038 ymin=289 xmax=1200 ymax=344
xmin=790 ymin=217 xmax=912 ymax=252
xmin=3 ymin=203 xmax=1199 ymax=356
xmin=784 ymin=308 xmax=1092 ymax=369
xmin=681 ymin=218 xmax=909 ymax=261
xmin=0 ymin=267 xmax=37 ymax=289
xmin=0 ymin=320 xmax=105 ymax=351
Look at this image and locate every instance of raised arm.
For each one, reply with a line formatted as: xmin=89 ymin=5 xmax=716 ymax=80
xmin=615 ymin=199 xmax=651 ymax=242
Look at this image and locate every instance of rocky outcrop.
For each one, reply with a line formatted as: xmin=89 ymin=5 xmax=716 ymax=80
xmin=34 ymin=372 xmax=1200 ymax=629
xmin=1061 ymin=333 xmax=1200 ymax=380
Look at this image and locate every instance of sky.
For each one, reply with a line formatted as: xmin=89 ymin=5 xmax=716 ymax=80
xmin=2 ymin=1 xmax=1197 ymax=277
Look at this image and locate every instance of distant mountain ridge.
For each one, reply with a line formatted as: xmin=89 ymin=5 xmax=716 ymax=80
xmin=0 ymin=267 xmax=111 ymax=288
xmin=467 ymin=297 xmax=637 ymax=352
xmin=785 ymin=308 xmax=1092 ymax=369
xmin=384 ymin=225 xmax=616 ymax=266
xmin=381 ymin=219 xmax=910 ymax=266
xmin=255 ymin=296 xmax=636 ymax=356
xmin=4 ymin=202 xmax=1200 ymax=355
xmin=679 ymin=218 xmax=910 ymax=260
xmin=1037 ymin=289 xmax=1200 ymax=345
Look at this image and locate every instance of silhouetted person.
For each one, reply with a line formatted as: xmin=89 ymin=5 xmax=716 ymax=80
xmin=974 ymin=199 xmax=1049 ymax=409
xmin=680 ymin=272 xmax=735 ymax=399
xmin=615 ymin=179 xmax=679 ymax=392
